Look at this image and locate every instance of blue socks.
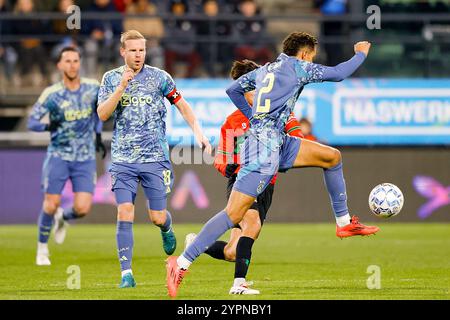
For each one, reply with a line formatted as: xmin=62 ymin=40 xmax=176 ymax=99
xmin=63 ymin=208 xmax=83 ymax=221
xmin=116 ymin=221 xmax=133 ymax=272
xmin=323 ymin=162 xmax=349 ymax=218
xmin=159 ymin=210 xmax=172 ymax=232
xmin=183 ymin=210 xmax=234 ymax=263
xmin=116 ymin=211 xmax=172 ymax=274
xmin=38 ymin=210 xmax=54 ymax=243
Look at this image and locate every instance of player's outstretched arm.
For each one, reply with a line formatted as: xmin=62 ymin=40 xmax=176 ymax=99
xmin=97 ymin=68 xmax=134 ymax=121
xmin=174 ymin=97 xmax=212 ymax=154
xmin=320 ymin=41 xmax=371 ymax=82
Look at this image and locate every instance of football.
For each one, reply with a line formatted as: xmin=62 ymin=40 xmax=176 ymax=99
xmin=369 ymin=183 xmax=404 ymax=218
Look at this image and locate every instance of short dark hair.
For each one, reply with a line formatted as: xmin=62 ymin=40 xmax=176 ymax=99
xmin=282 ymin=32 xmax=318 ymax=56
xmin=57 ymin=46 xmax=81 ymax=63
xmin=299 ymin=117 xmax=312 ymax=125
xmin=230 ymin=59 xmax=261 ymax=80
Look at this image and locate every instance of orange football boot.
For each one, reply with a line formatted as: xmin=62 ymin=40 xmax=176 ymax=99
xmin=166 ymin=256 xmax=188 ymax=298
xmin=336 ymin=215 xmax=380 ymax=238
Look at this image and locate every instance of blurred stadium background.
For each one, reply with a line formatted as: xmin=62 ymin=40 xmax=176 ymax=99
xmin=0 ymin=0 xmax=449 ymax=225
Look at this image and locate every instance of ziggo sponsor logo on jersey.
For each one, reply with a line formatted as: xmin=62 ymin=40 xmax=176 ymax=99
xmin=64 ymin=107 xmax=93 ymax=121
xmin=121 ymin=94 xmax=153 ymax=107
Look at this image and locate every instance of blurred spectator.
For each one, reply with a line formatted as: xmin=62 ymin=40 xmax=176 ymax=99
xmin=314 ymin=0 xmax=348 ymax=66
xmin=223 ymin=0 xmax=241 ymax=13
xmin=0 ymin=0 xmax=17 ymax=83
xmin=124 ymin=0 xmax=165 ymax=69
xmin=187 ymin=0 xmax=233 ymax=13
xmin=233 ymin=0 xmax=273 ymax=65
xmin=76 ymin=0 xmax=95 ymax=10
xmin=196 ymin=0 xmax=234 ymax=77
xmin=163 ymin=0 xmax=201 ymax=78
xmin=34 ymin=0 xmax=59 ymax=11
xmin=186 ymin=0 xmax=203 ymax=12
xmin=299 ymin=118 xmax=317 ymax=142
xmin=10 ymin=0 xmax=50 ymax=86
xmin=82 ymin=0 xmax=123 ymax=76
xmin=113 ymin=0 xmax=133 ymax=12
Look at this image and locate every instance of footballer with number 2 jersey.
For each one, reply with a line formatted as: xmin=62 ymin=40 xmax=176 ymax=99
xmin=168 ymin=31 xmax=380 ymax=297
xmin=190 ymin=60 xmax=304 ymax=295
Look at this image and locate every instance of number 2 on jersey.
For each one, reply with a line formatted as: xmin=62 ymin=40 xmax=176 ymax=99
xmin=256 ymin=72 xmax=275 ymax=113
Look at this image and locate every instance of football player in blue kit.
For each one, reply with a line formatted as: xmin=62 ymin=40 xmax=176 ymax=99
xmin=166 ymin=32 xmax=380 ymax=297
xmin=97 ymin=30 xmax=212 ymax=288
xmin=28 ymin=47 xmax=106 ymax=266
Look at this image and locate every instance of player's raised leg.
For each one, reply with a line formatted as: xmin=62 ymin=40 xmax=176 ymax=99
xmin=290 ymin=138 xmax=379 ymax=237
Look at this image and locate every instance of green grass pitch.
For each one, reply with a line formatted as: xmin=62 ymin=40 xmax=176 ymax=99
xmin=0 ymin=223 xmax=449 ymax=300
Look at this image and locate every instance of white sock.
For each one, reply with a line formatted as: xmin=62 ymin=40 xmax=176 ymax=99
xmin=121 ymin=269 xmax=132 ymax=277
xmin=233 ymin=278 xmax=246 ymax=287
xmin=177 ymin=255 xmax=191 ymax=270
xmin=336 ymin=213 xmax=351 ymax=227
xmin=37 ymin=242 xmax=48 ymax=254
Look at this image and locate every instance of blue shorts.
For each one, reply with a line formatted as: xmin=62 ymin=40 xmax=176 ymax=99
xmin=109 ymin=161 xmax=174 ymax=211
xmin=234 ymin=135 xmax=301 ymax=198
xmin=279 ymin=135 xmax=301 ymax=172
xmin=41 ymin=155 xmax=96 ymax=194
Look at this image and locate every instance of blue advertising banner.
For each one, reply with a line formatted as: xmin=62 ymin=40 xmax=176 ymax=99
xmin=168 ymin=79 xmax=450 ymax=146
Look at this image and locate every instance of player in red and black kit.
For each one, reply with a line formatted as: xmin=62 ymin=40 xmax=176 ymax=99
xmin=185 ymin=60 xmax=303 ymax=294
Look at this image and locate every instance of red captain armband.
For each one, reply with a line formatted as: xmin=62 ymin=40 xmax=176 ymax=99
xmin=166 ymin=88 xmax=182 ymax=104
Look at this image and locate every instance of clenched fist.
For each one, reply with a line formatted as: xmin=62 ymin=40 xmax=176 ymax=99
xmin=354 ymin=41 xmax=371 ymax=57
xmin=119 ymin=67 xmax=134 ymax=91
